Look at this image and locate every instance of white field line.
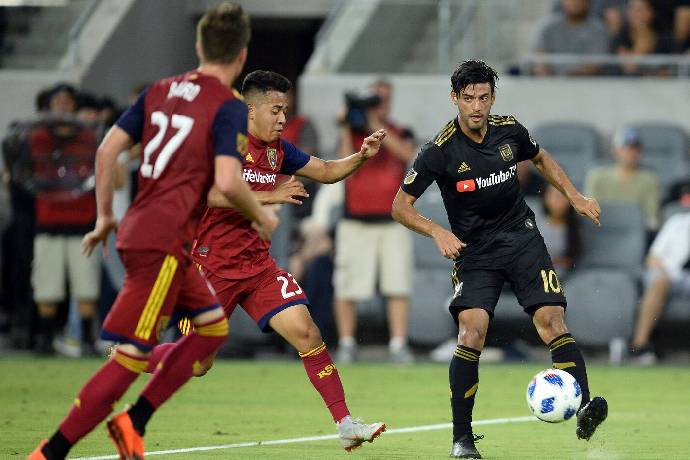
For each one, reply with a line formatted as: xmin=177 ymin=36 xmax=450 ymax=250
xmin=72 ymin=415 xmax=538 ymax=459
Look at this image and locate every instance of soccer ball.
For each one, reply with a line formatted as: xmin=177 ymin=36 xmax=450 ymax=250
xmin=526 ymin=368 xmax=582 ymax=423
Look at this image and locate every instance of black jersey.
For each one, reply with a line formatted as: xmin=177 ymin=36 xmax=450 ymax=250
xmin=401 ymin=115 xmax=540 ymax=262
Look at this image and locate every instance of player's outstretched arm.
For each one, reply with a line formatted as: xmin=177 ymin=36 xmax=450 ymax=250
xmin=531 ymin=148 xmax=601 ymax=226
xmin=208 ymin=176 xmax=309 ymax=208
xmin=215 ymin=155 xmax=279 ymax=240
xmin=81 ymin=126 xmax=134 ymax=257
xmin=391 ymin=188 xmax=465 ymax=260
xmin=295 ymin=129 xmax=386 ymax=184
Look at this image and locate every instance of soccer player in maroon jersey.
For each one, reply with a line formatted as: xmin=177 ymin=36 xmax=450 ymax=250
xmin=28 ymin=4 xmax=278 ymax=460
xmin=143 ymin=70 xmax=387 ymax=451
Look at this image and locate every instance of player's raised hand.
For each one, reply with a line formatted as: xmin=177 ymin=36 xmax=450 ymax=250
xmin=273 ymin=176 xmax=309 ymax=205
xmin=571 ymin=194 xmax=601 ymax=226
xmin=252 ymin=206 xmax=280 ymax=242
xmin=81 ymin=215 xmax=118 ymax=257
xmin=359 ymin=129 xmax=387 ymax=160
xmin=431 ymin=226 xmax=466 ymax=260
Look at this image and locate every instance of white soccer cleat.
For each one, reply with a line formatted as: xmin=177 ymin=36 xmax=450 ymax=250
xmin=337 ymin=416 xmax=386 ymax=451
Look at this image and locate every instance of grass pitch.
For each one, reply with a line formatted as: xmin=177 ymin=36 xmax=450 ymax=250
xmin=2 ymin=356 xmax=689 ymax=459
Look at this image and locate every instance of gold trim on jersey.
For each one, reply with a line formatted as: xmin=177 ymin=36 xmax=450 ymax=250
xmin=134 ymin=255 xmax=179 ymax=340
xmin=232 ymin=88 xmax=245 ymax=101
xmin=434 ymin=120 xmax=457 ymax=147
xmin=488 ymin=115 xmax=516 ymax=126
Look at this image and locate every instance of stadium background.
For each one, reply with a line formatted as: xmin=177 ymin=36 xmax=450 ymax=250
xmin=0 ymin=1 xmax=689 ymax=458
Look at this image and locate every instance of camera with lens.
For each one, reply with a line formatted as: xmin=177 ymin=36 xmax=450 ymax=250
xmin=344 ymin=92 xmax=381 ymax=133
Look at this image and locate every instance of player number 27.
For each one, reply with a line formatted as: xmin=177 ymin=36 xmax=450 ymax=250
xmin=277 ymin=274 xmax=303 ymax=299
xmin=140 ymin=111 xmax=194 ymax=179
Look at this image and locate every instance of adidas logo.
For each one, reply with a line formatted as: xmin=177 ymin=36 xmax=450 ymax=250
xmin=458 ymin=162 xmax=471 ymax=173
xmin=245 ymin=152 xmax=254 ymax=163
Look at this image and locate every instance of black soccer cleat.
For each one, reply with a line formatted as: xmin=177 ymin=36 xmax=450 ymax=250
xmin=576 ymin=396 xmax=608 ymax=441
xmin=450 ymin=433 xmax=483 ymax=458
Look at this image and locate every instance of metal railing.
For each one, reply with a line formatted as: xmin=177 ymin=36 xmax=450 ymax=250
xmin=65 ymin=0 xmax=101 ymax=66
xmin=521 ymin=53 xmax=690 ymax=78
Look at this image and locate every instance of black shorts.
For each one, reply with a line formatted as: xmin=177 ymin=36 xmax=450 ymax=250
xmin=449 ymin=233 xmax=567 ymax=322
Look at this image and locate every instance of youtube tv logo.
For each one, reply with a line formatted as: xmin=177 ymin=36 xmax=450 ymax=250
xmin=456 ymin=179 xmax=476 ymax=192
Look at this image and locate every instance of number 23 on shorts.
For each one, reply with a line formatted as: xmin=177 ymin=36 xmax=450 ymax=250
xmin=277 ymin=273 xmax=303 ymax=299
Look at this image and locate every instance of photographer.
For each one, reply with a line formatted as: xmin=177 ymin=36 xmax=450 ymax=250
xmin=334 ymin=79 xmax=417 ymax=363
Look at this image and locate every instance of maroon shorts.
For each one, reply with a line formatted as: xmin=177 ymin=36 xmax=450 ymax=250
xmin=101 ymin=250 xmax=219 ymax=351
xmin=203 ymin=261 xmax=309 ymax=332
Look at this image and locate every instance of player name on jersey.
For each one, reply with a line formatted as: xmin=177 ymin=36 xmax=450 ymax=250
xmin=167 ymin=81 xmax=201 ymax=101
xmin=242 ymin=168 xmax=277 ymax=185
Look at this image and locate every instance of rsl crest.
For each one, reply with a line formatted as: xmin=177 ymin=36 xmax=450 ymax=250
xmin=266 ymin=148 xmax=278 ymax=170
xmin=499 ymin=144 xmax=513 ymax=162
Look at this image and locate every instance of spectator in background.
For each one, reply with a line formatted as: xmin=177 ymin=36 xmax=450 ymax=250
xmin=551 ymin=0 xmax=627 ymax=36
xmin=30 ymin=83 xmax=101 ymax=355
xmin=334 ymin=79 xmax=416 ymax=364
xmin=629 ymin=199 xmax=690 ymax=365
xmin=584 ymin=127 xmax=661 ymax=231
xmin=533 ymin=0 xmax=610 ymax=76
xmin=676 ymin=1 xmax=690 ymax=51
xmin=48 ymin=83 xmax=77 ymax=115
xmin=75 ymin=92 xmax=102 ymax=125
xmin=612 ymin=0 xmax=677 ymax=77
xmin=540 ymin=184 xmax=582 ymax=277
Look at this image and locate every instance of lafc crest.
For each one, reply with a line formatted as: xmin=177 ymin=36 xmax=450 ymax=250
xmin=267 ymin=148 xmax=278 ymax=170
xmin=499 ymin=144 xmax=513 ymax=162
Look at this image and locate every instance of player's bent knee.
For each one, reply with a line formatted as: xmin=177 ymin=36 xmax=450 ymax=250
xmin=458 ymin=328 xmax=486 ymax=349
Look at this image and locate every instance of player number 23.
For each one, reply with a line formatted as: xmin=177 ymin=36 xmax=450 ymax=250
xmin=140 ymin=111 xmax=194 ymax=179
xmin=540 ymin=269 xmax=561 ymax=293
xmin=277 ymin=274 xmax=303 ymax=299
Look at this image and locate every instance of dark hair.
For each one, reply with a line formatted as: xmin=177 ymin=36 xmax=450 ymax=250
xmin=197 ymin=2 xmax=250 ymax=64
xmin=242 ymin=70 xmax=292 ymax=99
xmin=451 ymin=60 xmax=499 ymax=94
xmin=75 ymin=92 xmax=100 ymax=111
xmin=49 ymin=82 xmax=77 ymax=99
xmin=35 ymin=88 xmax=52 ymax=112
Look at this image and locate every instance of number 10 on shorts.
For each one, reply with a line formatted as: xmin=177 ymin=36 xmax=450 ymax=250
xmin=540 ymin=269 xmax=562 ymax=293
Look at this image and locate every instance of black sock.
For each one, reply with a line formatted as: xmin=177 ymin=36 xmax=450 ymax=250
xmin=38 ymin=315 xmax=56 ymax=343
xmin=128 ymin=396 xmax=155 ymax=436
xmin=449 ymin=345 xmax=481 ymax=442
xmin=43 ymin=430 xmax=72 ymax=459
xmin=549 ymin=333 xmax=590 ymax=407
xmin=80 ymin=317 xmax=94 ymax=347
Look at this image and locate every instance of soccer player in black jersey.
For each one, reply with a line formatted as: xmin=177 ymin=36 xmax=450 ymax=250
xmin=391 ymin=60 xmax=608 ymax=459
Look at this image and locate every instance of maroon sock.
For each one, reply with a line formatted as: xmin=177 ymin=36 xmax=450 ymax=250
xmin=300 ymin=343 xmax=350 ymax=422
xmin=57 ymin=349 xmax=147 ymax=443
xmin=145 ymin=342 xmax=177 ymax=374
xmin=140 ymin=317 xmax=227 ymax=409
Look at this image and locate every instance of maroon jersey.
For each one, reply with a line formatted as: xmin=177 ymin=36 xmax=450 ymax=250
xmin=114 ymin=71 xmax=248 ymax=254
xmin=193 ymin=134 xmax=310 ymax=279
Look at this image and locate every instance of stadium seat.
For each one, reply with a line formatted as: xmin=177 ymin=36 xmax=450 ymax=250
xmin=664 ymin=297 xmax=690 ymax=321
xmin=564 ymin=269 xmax=637 ymax=347
xmin=578 ymin=202 xmax=646 ymax=276
xmin=408 ymin=268 xmax=456 ymax=345
xmin=629 ymin=123 xmax=690 ymax=189
xmin=533 ymin=122 xmax=601 ymax=189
